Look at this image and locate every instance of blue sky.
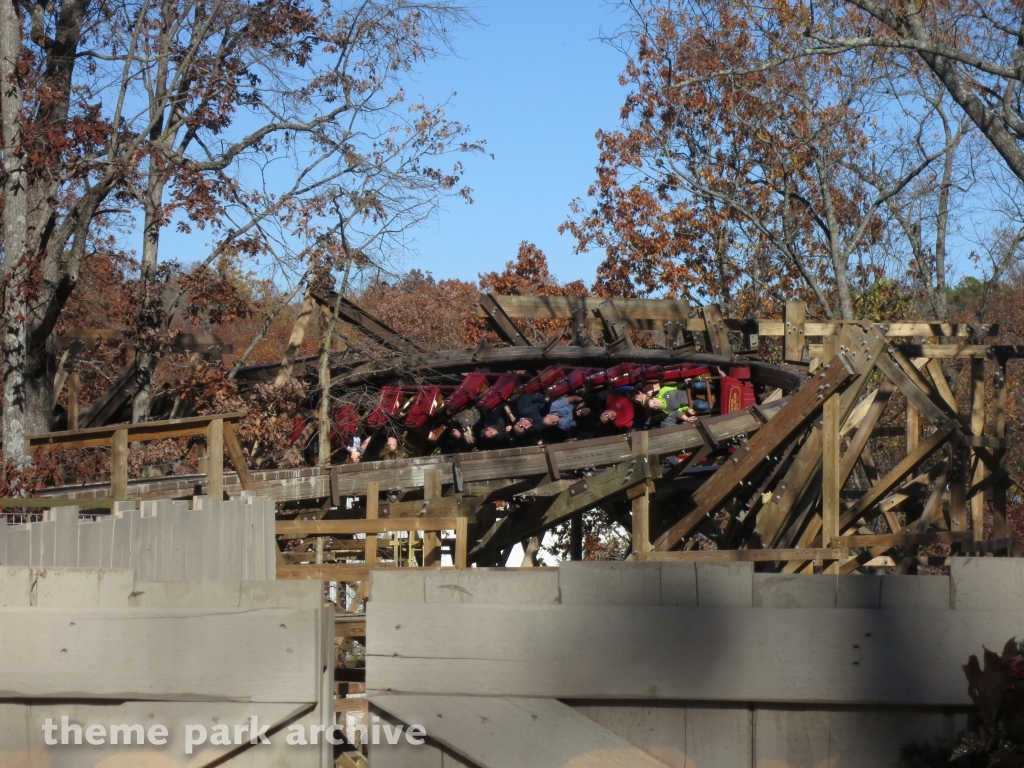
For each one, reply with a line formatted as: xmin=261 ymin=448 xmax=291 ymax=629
xmin=391 ymin=1 xmax=631 ymax=286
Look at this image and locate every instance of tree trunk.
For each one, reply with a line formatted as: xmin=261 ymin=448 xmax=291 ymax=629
xmin=132 ymin=168 xmax=168 ymax=422
xmin=1 ymin=0 xmax=35 ymax=465
xmin=318 ymin=265 xmax=350 ymax=467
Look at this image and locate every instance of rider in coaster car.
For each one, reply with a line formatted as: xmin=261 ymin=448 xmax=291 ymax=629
xmin=599 ymin=389 xmax=636 ymax=432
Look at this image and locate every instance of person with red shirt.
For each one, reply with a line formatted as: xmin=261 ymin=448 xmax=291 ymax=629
xmin=600 ymin=390 xmax=635 ymax=431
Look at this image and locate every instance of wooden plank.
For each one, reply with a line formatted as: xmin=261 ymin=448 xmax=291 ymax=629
xmin=654 ymin=353 xmax=860 ymax=550
xmin=380 ymin=495 xmax=462 ymax=519
xmin=366 ymin=603 xmax=1024 ymax=705
xmin=636 ymin=548 xmax=846 ymax=562
xmin=365 ymin=481 xmax=379 ymax=566
xmin=834 ymin=531 xmax=971 ymax=547
xmin=278 ymin=517 xmax=462 ymax=536
xmin=0 ymin=607 xmax=319 ymax=702
xmin=111 ymin=429 xmax=128 ymax=501
xmin=369 ymin=695 xmax=672 ymax=768
xmin=895 ymin=344 xmax=999 ymax=358
xmin=822 ymin=336 xmax=841 ymax=547
xmin=206 ymin=418 xmax=224 ymax=500
xmin=838 ymin=426 xmax=955 ymax=530
xmin=784 ymin=300 xmax=806 ymax=362
xmin=630 ymin=431 xmax=651 ymax=554
xmin=477 ymin=293 xmax=532 ymax=346
xmin=223 ymin=421 xmax=255 ymax=491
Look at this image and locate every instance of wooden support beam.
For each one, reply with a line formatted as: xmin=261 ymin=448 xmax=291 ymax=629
xmin=700 ymin=304 xmax=733 ymax=359
xmin=77 ymin=360 xmax=139 ymax=429
xmin=654 ymin=352 xmax=860 ymax=551
xmin=834 ymin=531 xmax=971 ymax=548
xmin=277 ymin=517 xmax=462 ymax=536
xmin=784 ymin=300 xmax=806 ymax=362
xmin=636 ymin=548 xmax=847 ymax=563
xmin=594 ymin=300 xmax=635 ymax=351
xmin=276 ymin=563 xmax=399 ymax=580
xmin=311 ymin=290 xmax=426 ymax=354
xmin=992 ymin=354 xmax=1011 ymax=544
xmin=570 ymin=308 xmax=590 ymax=347
xmin=630 ymin=431 xmax=651 ymax=554
xmin=111 ymin=429 xmax=128 ymax=501
xmin=895 ymin=344 xmax=1019 ymax=358
xmin=873 ymin=348 xmax=956 ymax=431
xmin=471 ymin=297 xmax=1000 ymax=339
xmin=365 ymin=481 xmax=379 ymax=566
xmin=950 ymin=433 xmax=968 ymax=533
xmin=838 ymin=426 xmax=955 ymax=531
xmin=838 ymin=383 xmax=894 ymax=489
xmin=471 ymin=456 xmax=655 ymax=557
xmin=67 ymin=371 xmax=80 ymax=431
xmin=907 ymin=403 xmax=919 ymax=453
xmin=822 ymin=335 xmax=841 ymax=547
xmin=423 ymin=468 xmax=442 ymax=566
xmin=206 ymin=418 xmax=224 ymax=500
xmin=223 ymin=421 xmax=255 ymax=491
xmin=455 ymin=516 xmax=468 ymax=570
xmin=925 ymin=359 xmax=958 ymax=411
xmin=970 ymin=358 xmax=987 ymax=542
xmin=755 ymin=325 xmax=889 ymax=547
xmin=477 ymin=293 xmax=533 ymax=347
xmin=379 ymin=494 xmax=464 ymax=519
xmin=27 ymin=411 xmax=247 ymax=452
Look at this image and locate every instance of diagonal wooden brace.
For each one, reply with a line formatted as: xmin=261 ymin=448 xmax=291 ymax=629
xmin=653 ymin=353 xmax=861 ymax=551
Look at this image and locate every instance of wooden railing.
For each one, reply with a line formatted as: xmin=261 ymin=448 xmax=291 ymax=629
xmin=275 ymin=516 xmax=468 ymax=580
xmin=26 ymin=412 xmax=253 ymax=500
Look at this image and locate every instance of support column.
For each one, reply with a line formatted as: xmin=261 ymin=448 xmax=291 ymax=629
xmin=365 ymin=481 xmax=379 ymax=565
xmin=822 ymin=335 xmax=841 ymax=549
xmin=206 ymin=418 xmax=224 ymax=500
xmin=111 ymin=428 xmax=128 ymax=501
xmin=784 ymin=300 xmax=806 ymax=363
xmin=971 ymin=358 xmax=987 ymax=541
xmin=67 ymin=371 xmax=80 ymax=431
xmin=630 ymin=430 xmax=651 ymax=554
xmin=423 ymin=469 xmax=441 ymax=566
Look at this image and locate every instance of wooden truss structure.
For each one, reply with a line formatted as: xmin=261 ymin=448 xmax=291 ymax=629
xmin=20 ymin=294 xmax=1024 ymax=580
